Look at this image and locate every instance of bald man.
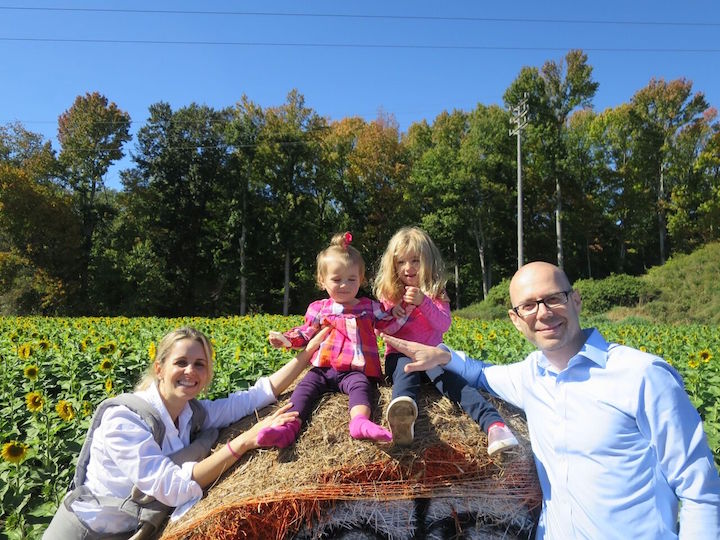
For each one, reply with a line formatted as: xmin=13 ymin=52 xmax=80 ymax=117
xmin=382 ymin=261 xmax=720 ymax=539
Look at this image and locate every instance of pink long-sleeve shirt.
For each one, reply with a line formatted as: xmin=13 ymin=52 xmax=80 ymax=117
xmin=287 ymin=297 xmax=407 ymax=379
xmin=381 ymin=295 xmax=451 ymax=352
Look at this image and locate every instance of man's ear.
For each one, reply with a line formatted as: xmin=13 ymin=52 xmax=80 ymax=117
xmin=571 ymin=289 xmax=582 ymax=312
xmin=508 ymin=309 xmax=524 ymax=332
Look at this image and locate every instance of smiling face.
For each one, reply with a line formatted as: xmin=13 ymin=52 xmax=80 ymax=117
xmin=508 ymin=262 xmax=585 ymax=369
xmin=395 ymin=250 xmax=421 ymax=287
xmin=155 ymin=338 xmax=210 ymax=405
xmin=320 ymin=256 xmax=361 ymax=307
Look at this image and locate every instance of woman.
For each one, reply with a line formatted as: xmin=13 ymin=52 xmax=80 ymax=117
xmin=44 ymin=325 xmax=328 ymax=539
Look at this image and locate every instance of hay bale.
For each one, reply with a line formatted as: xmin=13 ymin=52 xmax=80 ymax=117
xmin=160 ymin=377 xmax=541 ymax=540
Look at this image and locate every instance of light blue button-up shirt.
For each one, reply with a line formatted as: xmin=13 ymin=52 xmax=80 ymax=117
xmin=442 ymin=328 xmax=720 ymax=539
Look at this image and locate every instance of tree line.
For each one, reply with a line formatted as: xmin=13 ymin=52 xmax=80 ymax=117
xmin=1 ymin=50 xmax=718 ymax=316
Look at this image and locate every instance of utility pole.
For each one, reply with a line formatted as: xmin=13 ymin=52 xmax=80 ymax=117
xmin=509 ymin=93 xmax=529 ymax=270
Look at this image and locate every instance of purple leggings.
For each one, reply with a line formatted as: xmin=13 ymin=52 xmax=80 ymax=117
xmin=288 ymin=366 xmax=373 ymax=424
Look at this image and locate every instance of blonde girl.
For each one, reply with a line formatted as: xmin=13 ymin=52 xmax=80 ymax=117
xmin=374 ymin=226 xmax=518 ymax=454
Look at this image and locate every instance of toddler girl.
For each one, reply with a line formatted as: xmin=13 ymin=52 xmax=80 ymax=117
xmin=261 ymin=232 xmax=407 ymax=447
xmin=374 ymin=226 xmax=518 ymax=454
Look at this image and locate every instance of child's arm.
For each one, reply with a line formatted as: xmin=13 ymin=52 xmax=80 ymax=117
xmin=268 ymin=301 xmax=323 ymax=349
xmin=415 ymin=295 xmax=452 ymax=334
xmin=268 ymin=327 xmax=330 ymax=394
xmin=373 ymin=300 xmax=409 ymax=335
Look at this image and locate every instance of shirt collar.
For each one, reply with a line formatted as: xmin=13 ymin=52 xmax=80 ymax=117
xmin=536 ymin=328 xmax=609 ymax=373
xmin=138 ymin=382 xmax=192 ymax=436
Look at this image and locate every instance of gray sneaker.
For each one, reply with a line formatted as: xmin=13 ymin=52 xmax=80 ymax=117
xmin=386 ymin=396 xmax=418 ymax=446
xmin=487 ymin=423 xmax=519 ymax=456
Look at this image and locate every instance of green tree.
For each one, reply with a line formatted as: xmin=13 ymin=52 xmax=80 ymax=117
xmin=326 ymin=114 xmax=410 ymax=270
xmin=587 ymin=104 xmax=655 ymax=273
xmin=629 ymin=78 xmax=709 ymax=264
xmin=504 ymin=50 xmax=599 ymax=269
xmin=691 ymin=121 xmax=720 ymax=242
xmin=460 ymin=105 xmax=520 ymax=297
xmin=255 ymin=90 xmax=331 ymax=315
xmin=665 ymin=107 xmax=719 ymax=252
xmin=224 ymin=96 xmax=267 ymax=315
xmin=0 ymin=123 xmax=81 ymax=312
xmin=562 ymin=109 xmax=614 ymax=278
xmin=57 ymin=92 xmax=131 ymax=308
xmin=129 ymin=102 xmax=231 ymax=315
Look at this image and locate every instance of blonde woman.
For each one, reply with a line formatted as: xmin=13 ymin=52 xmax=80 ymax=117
xmin=44 ymin=326 xmax=328 ymax=539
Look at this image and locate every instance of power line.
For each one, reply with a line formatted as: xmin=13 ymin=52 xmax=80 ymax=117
xmin=1 ymin=6 xmax=718 ymax=27
xmin=1 ymin=37 xmax=718 ymax=53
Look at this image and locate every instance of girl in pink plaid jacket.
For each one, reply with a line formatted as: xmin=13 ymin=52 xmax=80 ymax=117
xmin=260 ymin=232 xmax=408 ymax=448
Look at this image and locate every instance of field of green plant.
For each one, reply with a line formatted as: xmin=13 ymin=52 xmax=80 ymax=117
xmin=1 ymin=315 xmax=718 ymax=538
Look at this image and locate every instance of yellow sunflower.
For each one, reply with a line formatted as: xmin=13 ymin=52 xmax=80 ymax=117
xmin=26 ymin=391 xmax=44 ymax=413
xmin=17 ymin=343 xmax=32 ymax=359
xmin=96 ymin=341 xmax=117 ymax=355
xmin=55 ymin=400 xmax=75 ymax=421
xmin=148 ymin=342 xmax=156 ymax=362
xmin=23 ymin=364 xmax=39 ymax=381
xmin=699 ymin=349 xmax=712 ymax=363
xmin=688 ymin=358 xmax=700 ymax=369
xmin=1 ymin=440 xmax=28 ymax=464
xmin=37 ymin=339 xmax=50 ymax=351
xmin=99 ymin=358 xmax=114 ymax=372
xmin=105 ymin=379 xmax=113 ymax=394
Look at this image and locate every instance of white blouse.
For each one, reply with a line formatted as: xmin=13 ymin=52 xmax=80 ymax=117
xmin=71 ymin=377 xmax=276 ymax=534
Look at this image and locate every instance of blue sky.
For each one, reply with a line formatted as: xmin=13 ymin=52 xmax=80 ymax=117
xmin=2 ymin=1 xmax=719 ymax=189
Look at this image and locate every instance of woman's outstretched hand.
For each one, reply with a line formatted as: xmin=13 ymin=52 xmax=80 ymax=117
xmin=304 ymin=326 xmax=330 ymax=355
xmin=244 ymin=403 xmax=299 ymax=449
xmin=380 ymin=334 xmax=451 ymax=373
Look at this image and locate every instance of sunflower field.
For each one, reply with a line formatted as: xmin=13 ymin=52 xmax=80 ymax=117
xmin=1 ymin=315 xmax=719 ymax=538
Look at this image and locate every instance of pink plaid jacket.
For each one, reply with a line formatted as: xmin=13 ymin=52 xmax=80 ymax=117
xmin=287 ymin=297 xmax=407 ymax=380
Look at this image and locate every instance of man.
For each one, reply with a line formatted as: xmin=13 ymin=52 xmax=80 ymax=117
xmin=382 ymin=261 xmax=720 ymax=539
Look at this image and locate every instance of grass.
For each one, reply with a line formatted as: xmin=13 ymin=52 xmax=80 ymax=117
xmin=455 ymin=242 xmax=720 ymax=325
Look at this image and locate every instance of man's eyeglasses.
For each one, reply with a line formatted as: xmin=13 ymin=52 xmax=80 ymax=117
xmin=512 ymin=290 xmax=573 ymax=317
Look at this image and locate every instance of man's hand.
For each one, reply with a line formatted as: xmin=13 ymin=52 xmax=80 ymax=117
xmin=380 ymin=334 xmax=451 ymax=372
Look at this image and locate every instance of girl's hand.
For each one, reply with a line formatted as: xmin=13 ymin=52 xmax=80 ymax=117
xmin=244 ymin=403 xmax=299 ymax=448
xmin=268 ymin=331 xmax=290 ymax=349
xmin=403 ymin=286 xmax=425 ymax=306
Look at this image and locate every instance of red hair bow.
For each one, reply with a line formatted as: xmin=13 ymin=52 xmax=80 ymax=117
xmin=343 ymin=232 xmax=353 ymax=248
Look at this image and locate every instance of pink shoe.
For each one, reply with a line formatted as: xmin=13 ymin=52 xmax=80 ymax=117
xmin=257 ymin=419 xmax=301 ymax=448
xmin=487 ymin=423 xmax=519 ymax=456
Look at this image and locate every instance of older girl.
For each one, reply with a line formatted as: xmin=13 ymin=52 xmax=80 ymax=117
xmin=375 ymin=226 xmax=518 ymax=454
